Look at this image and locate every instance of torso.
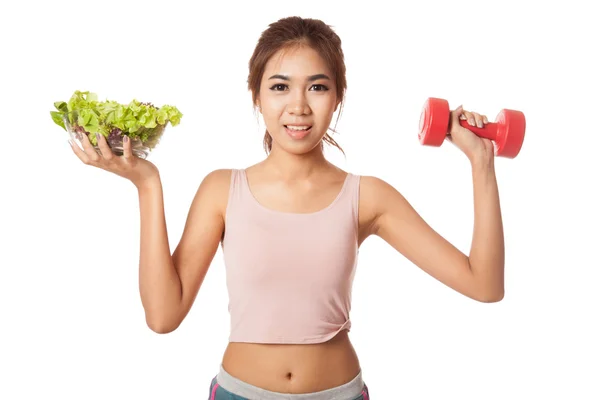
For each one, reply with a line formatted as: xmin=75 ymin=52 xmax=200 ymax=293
xmin=219 ymin=163 xmax=377 ymax=394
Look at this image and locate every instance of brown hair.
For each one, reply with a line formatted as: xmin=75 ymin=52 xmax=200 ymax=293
xmin=247 ymin=16 xmax=347 ymax=155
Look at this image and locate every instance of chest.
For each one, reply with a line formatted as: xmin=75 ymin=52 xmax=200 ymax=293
xmin=246 ymin=179 xmax=346 ymax=214
xmin=222 ymin=210 xmax=358 ymax=290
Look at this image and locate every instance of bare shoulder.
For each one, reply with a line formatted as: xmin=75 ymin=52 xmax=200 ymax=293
xmin=199 ymin=168 xmax=233 ymax=189
xmin=195 ymin=168 xmax=234 ymax=216
xmin=358 ymin=174 xmax=397 ymax=197
xmin=175 ymin=168 xmax=233 ymax=249
xmin=357 ymin=175 xmax=402 ymax=234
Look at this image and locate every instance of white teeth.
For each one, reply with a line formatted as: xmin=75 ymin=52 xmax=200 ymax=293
xmin=286 ymin=125 xmax=310 ymax=131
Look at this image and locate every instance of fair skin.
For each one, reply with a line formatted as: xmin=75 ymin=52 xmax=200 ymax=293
xmin=68 ymin=44 xmax=504 ymax=394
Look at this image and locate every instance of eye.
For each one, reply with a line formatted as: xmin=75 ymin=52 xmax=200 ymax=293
xmin=310 ymin=84 xmax=329 ymax=91
xmin=269 ymin=84 xmax=288 ymax=91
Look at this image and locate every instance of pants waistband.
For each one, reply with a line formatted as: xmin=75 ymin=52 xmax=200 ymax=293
xmin=216 ymin=365 xmax=365 ymax=399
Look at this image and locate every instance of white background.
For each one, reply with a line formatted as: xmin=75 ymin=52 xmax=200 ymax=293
xmin=1 ymin=0 xmax=598 ymax=398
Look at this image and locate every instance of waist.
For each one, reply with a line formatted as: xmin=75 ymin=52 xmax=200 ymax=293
xmin=221 ymin=330 xmax=361 ymax=394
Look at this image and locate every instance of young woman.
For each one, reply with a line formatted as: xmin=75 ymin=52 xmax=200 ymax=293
xmin=69 ymin=16 xmax=504 ymax=400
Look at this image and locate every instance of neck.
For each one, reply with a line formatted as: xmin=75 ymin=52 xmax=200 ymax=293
xmin=263 ymin=143 xmax=329 ymax=180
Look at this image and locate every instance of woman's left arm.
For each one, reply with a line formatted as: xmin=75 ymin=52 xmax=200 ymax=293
xmin=365 ymin=106 xmax=504 ymax=303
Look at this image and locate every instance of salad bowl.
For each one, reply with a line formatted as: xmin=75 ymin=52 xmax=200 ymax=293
xmin=52 ymin=91 xmax=182 ymax=160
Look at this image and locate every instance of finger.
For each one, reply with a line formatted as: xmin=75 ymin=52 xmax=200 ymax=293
xmin=95 ymin=133 xmax=114 ymax=161
xmin=68 ymin=138 xmax=92 ymax=165
xmin=455 ymin=105 xmax=468 ymax=120
xmin=452 ymin=105 xmax=466 ymax=126
xmin=80 ymin=131 xmax=101 ymax=162
xmin=122 ymin=135 xmax=134 ymax=162
xmin=483 ymin=115 xmax=489 ymax=124
xmin=462 ymin=111 xmax=476 ymax=126
xmin=471 ymin=112 xmax=484 ymax=128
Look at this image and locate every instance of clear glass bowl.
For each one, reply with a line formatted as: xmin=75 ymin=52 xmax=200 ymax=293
xmin=63 ymin=111 xmax=166 ymax=160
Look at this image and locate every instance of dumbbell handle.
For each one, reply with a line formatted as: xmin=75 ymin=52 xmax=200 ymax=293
xmin=458 ymin=120 xmax=498 ymax=141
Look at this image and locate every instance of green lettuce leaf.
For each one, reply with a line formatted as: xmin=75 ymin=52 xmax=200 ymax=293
xmin=50 ymin=90 xmax=183 ymax=146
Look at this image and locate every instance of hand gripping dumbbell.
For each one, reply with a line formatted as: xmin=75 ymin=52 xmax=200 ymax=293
xmin=418 ymin=97 xmax=526 ymax=158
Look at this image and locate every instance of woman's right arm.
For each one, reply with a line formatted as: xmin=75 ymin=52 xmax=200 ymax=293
xmin=69 ymin=132 xmax=229 ymax=333
xmin=138 ymin=169 xmax=231 ymax=333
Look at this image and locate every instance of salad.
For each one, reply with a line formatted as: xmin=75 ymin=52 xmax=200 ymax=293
xmin=51 ymin=90 xmax=183 ymax=149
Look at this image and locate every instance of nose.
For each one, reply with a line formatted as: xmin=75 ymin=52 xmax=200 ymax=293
xmin=286 ymin=90 xmax=310 ymax=115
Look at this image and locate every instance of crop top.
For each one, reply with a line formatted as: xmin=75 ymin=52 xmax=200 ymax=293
xmin=220 ymin=168 xmax=361 ymax=344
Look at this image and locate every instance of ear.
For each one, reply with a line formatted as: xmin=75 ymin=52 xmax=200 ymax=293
xmin=256 ymin=100 xmax=262 ymax=113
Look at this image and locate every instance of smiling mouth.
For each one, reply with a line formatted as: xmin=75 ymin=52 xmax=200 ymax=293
xmin=284 ymin=125 xmax=313 ymax=139
xmin=284 ymin=125 xmax=312 ymax=131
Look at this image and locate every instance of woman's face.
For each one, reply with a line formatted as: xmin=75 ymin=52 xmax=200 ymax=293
xmin=257 ymin=45 xmax=339 ymax=155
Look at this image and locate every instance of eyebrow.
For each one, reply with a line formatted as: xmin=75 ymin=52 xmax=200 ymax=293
xmin=268 ymin=73 xmax=330 ymax=81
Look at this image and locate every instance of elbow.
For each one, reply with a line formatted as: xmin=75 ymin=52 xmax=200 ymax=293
xmin=477 ymin=289 xmax=504 ymax=303
xmin=146 ymin=316 xmax=180 ymax=334
xmin=148 ymin=324 xmax=177 ymax=334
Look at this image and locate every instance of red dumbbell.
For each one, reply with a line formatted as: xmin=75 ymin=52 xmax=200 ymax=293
xmin=418 ymin=98 xmax=526 ymax=158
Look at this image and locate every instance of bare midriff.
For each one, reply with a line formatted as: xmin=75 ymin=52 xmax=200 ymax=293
xmin=221 ymin=330 xmax=361 ymax=394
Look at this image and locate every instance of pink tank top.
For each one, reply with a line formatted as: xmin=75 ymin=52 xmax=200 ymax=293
xmin=221 ymin=169 xmax=361 ymax=344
